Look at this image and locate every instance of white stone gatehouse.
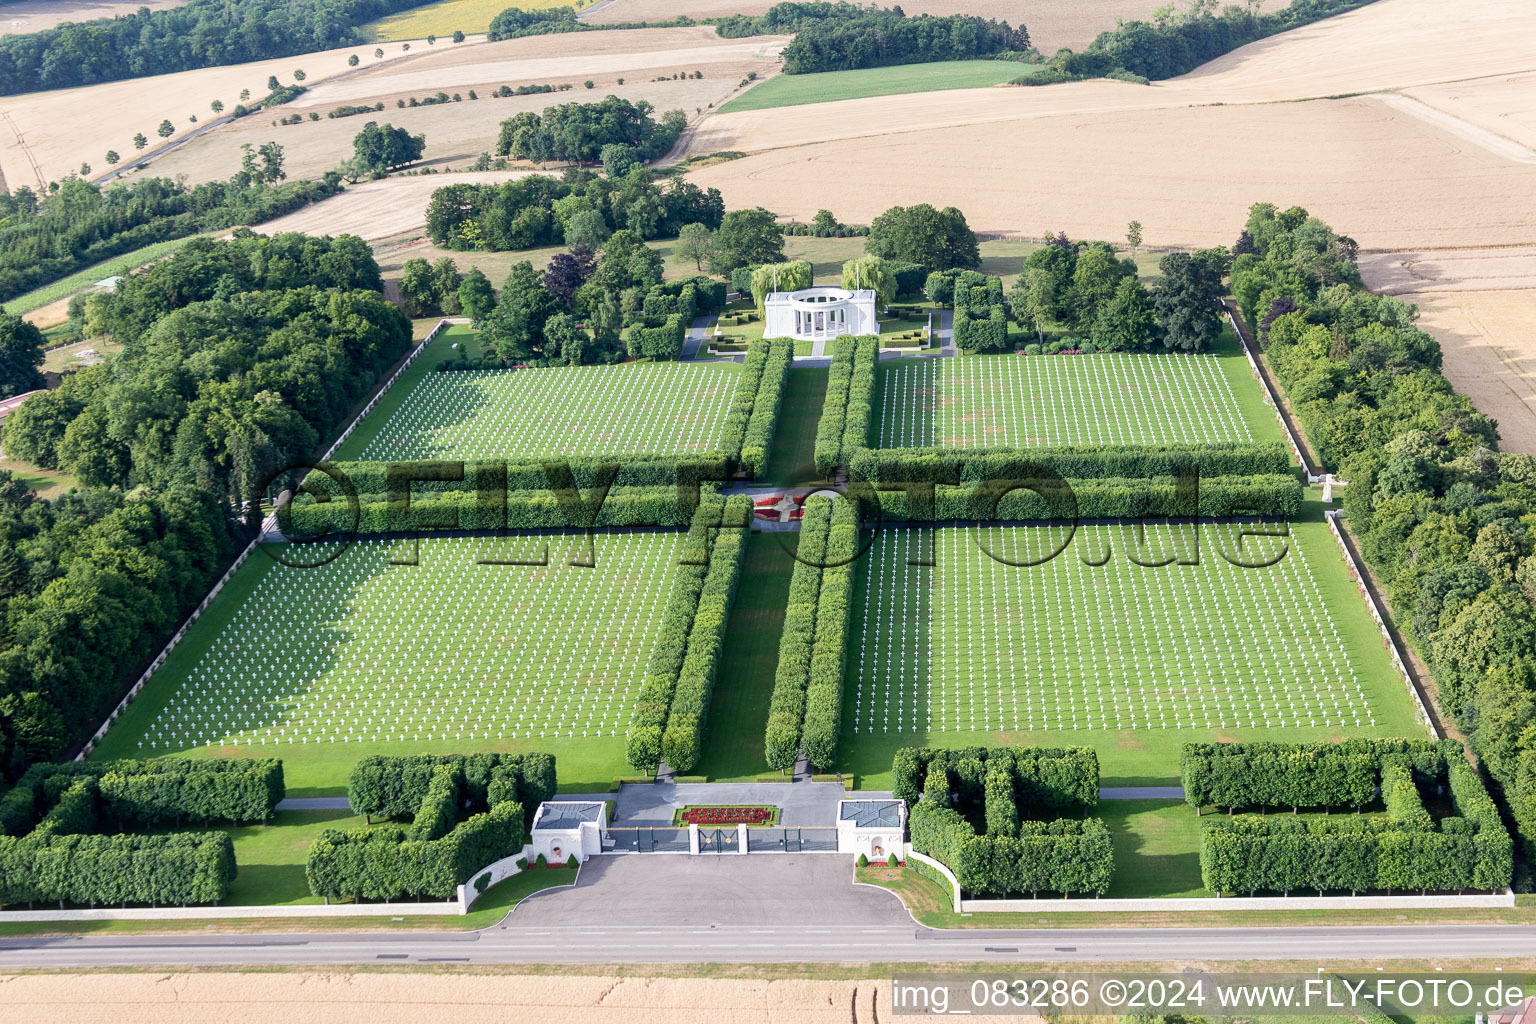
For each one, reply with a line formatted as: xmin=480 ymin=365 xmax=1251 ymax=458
xmin=837 ymin=799 xmax=906 ymax=859
xmin=764 ymin=286 xmax=878 ymax=341
xmin=529 ymin=800 xmax=607 ymax=864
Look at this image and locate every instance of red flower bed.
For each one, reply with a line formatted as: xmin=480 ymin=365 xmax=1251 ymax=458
xmin=678 ymin=806 xmax=774 ymax=826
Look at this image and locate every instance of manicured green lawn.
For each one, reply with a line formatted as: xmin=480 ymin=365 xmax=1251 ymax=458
xmin=88 ymin=534 xmax=680 ymax=795
xmin=719 ymin=60 xmax=1041 ymax=114
xmin=221 ymin=808 xmax=369 ymax=905
xmin=760 ymin=367 xmax=828 ymax=486
xmin=695 ymin=535 xmax=795 ymax=780
xmin=838 ymin=508 xmax=1427 ymax=789
xmin=1098 ymin=799 xmax=1208 ymax=898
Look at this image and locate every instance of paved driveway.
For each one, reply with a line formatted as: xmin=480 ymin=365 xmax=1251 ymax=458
xmin=511 ymin=853 xmax=911 ymax=928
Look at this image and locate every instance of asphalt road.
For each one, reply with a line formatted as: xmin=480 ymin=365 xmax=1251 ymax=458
xmin=0 ymin=856 xmax=1530 ymax=968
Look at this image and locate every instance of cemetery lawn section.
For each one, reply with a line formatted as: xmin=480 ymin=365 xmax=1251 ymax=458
xmin=874 ymin=330 xmax=1281 ymax=449
xmin=839 ymin=516 xmax=1427 ymax=789
xmin=718 ymin=61 xmax=1040 ymax=114
xmin=90 ymin=535 xmax=692 ymax=795
xmin=337 ymin=334 xmax=743 ymax=461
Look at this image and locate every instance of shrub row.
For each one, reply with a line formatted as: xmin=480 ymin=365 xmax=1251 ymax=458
xmin=407 ymin=766 xmax=461 ymax=842
xmin=306 ymin=801 xmax=527 ymax=902
xmin=953 ymin=305 xmax=1009 ymax=352
xmin=286 ymin=485 xmax=698 ymax=535
xmin=659 ymin=495 xmax=751 ymax=772
xmin=741 ymin=339 xmax=792 ymax=477
xmin=763 ymin=497 xmax=830 ymax=770
xmin=346 ymin=752 xmax=555 ymax=829
xmin=625 ymin=313 xmax=687 ymax=361
xmin=910 ymin=803 xmax=1114 ymax=897
xmin=802 ymin=495 xmax=860 ymax=769
xmin=813 ymin=337 xmax=860 ymax=477
xmin=306 ymin=459 xmax=729 ymax=494
xmin=625 ymin=498 xmax=726 ymax=771
xmin=840 ymin=336 xmax=878 ymax=465
xmin=893 ymin=746 xmax=1099 ymax=814
xmin=720 ymin=341 xmax=770 ymax=475
xmin=869 ymin=473 xmax=1302 ymax=521
xmin=1180 ymin=739 xmax=1461 ymax=811
xmin=0 ymin=830 xmax=236 ymax=908
xmin=0 ymin=758 xmax=284 ymax=836
xmin=850 ymin=442 xmax=1294 ymax=483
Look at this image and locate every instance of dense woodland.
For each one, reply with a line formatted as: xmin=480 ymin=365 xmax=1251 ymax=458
xmin=0 ymin=0 xmax=427 ymax=94
xmin=1231 ymin=203 xmax=1535 ymax=858
xmin=497 ymin=96 xmax=686 ymax=168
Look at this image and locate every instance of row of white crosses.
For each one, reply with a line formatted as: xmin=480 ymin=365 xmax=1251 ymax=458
xmin=355 ymin=362 xmax=738 ymax=462
xmin=850 ymin=521 xmax=1374 ymax=736
xmin=878 ymin=351 xmax=1253 ymax=450
xmin=136 ymin=534 xmax=681 ymax=752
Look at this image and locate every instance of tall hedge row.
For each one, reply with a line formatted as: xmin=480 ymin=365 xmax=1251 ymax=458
xmin=346 ymin=752 xmax=555 ymax=828
xmin=953 ymin=306 xmax=1009 ymax=352
xmin=910 ymin=803 xmax=1114 ymax=897
xmin=870 ymin=474 xmax=1301 ymax=521
xmin=814 ymin=337 xmax=859 ymax=477
xmin=850 ymin=442 xmax=1294 ymax=484
xmin=892 ymin=746 xmax=1100 ymax=814
xmin=306 ymin=458 xmax=728 ymax=494
xmin=287 ymin=486 xmax=699 ymax=535
xmin=720 ymin=340 xmax=772 ymax=473
xmin=1180 ymin=739 xmax=1461 ymax=811
xmin=626 ymin=313 xmax=688 ymax=361
xmin=801 ymin=494 xmax=860 ymax=769
xmin=0 ymin=757 xmax=284 ymax=836
xmin=840 ymin=336 xmax=878 ymax=464
xmin=624 ymin=499 xmax=721 ymax=771
xmin=660 ymin=495 xmax=751 ymax=772
xmin=763 ymin=497 xmax=830 ymax=770
xmin=306 ymin=801 xmax=527 ymax=902
xmin=741 ymin=339 xmax=793 ymax=477
xmin=0 ymin=831 xmax=237 ymax=907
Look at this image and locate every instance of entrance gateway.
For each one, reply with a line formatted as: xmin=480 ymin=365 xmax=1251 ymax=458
xmin=528 ymin=789 xmax=906 ymax=860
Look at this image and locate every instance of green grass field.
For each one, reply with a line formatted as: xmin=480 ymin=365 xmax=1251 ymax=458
xmin=90 ymin=533 xmax=690 ymax=794
xmin=338 ymin=326 xmax=741 ymax=462
xmin=875 ymin=328 xmax=1280 ymax=449
xmin=718 ymin=60 xmax=1041 ymax=114
xmin=839 ymin=514 xmax=1426 ymax=788
xmin=1099 ymin=799 xmax=1208 ymax=898
xmin=3 ymin=237 xmax=197 ymax=317
xmin=760 ymin=367 xmax=827 ymax=485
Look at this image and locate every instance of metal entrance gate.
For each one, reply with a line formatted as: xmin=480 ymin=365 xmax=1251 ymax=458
xmin=745 ymin=827 xmax=838 ymax=853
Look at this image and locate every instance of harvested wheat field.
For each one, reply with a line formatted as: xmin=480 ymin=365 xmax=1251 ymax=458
xmin=585 ymin=0 xmax=1166 ymax=53
xmin=1359 ymin=247 xmax=1536 ymax=455
xmin=685 ymin=0 xmax=1536 ymax=249
xmin=0 ymin=40 xmax=426 ymax=190
xmin=255 ymin=171 xmax=536 ymax=241
xmin=1404 ymin=71 xmax=1536 ymax=152
xmin=139 ymin=28 xmax=784 ymax=184
xmin=0 ymin=0 xmax=188 ymax=35
xmin=0 ymin=972 xmax=1041 ymax=1024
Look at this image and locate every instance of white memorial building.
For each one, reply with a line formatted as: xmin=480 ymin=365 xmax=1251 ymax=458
xmin=764 ymin=285 xmax=878 ymax=341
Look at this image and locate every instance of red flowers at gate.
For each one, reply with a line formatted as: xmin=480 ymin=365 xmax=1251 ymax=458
xmin=679 ymin=806 xmax=772 ymax=826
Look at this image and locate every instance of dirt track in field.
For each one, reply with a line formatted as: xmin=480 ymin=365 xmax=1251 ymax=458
xmin=583 ymin=0 xmax=1166 ymax=54
xmin=0 ymin=972 xmax=1042 ymax=1024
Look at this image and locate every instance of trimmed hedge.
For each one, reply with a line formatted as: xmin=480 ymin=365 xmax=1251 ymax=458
xmin=305 ymin=459 xmax=727 ymax=494
xmin=952 ymin=270 xmax=1009 ymax=353
xmin=763 ymin=497 xmax=829 ymax=770
xmin=626 ymin=313 xmax=687 ymax=360
xmin=904 ymin=744 xmax=1110 ymax=897
xmin=0 ymin=757 xmax=284 ymax=836
xmin=851 ymin=441 xmax=1294 ymax=484
xmin=741 ymin=339 xmax=792 ymax=477
xmin=892 ymin=746 xmax=1100 ymax=814
xmin=885 ymin=259 xmax=929 ymax=298
xmin=1180 ymin=739 xmax=1460 ymax=812
xmin=801 ymin=494 xmax=860 ymax=769
xmin=1191 ymin=740 xmax=1513 ymax=895
xmin=287 ymin=485 xmax=698 ymax=535
xmin=814 ymin=335 xmax=879 ymax=477
xmin=659 ymin=495 xmax=751 ymax=771
xmin=841 ymin=336 xmax=878 ymax=465
xmin=0 ymin=830 xmax=236 ymax=908
xmin=347 ymin=752 xmax=555 ymax=830
xmin=869 ymin=473 xmax=1301 ymax=521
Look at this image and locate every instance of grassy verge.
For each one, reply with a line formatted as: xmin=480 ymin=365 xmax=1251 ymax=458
xmin=695 ymin=535 xmax=794 ymax=780
xmin=760 ymin=367 xmax=828 ymax=485
xmin=719 ymin=60 xmax=1039 ymax=114
xmin=856 ymin=865 xmax=1536 ymax=931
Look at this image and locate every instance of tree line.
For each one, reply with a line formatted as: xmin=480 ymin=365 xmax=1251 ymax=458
xmin=1231 ymin=203 xmax=1536 ymax=856
xmin=778 ymin=8 xmax=1030 ymax=74
xmin=0 ymin=149 xmax=335 ymax=305
xmin=0 ymin=0 xmax=429 ymax=95
xmin=498 ymin=95 xmax=686 ymax=168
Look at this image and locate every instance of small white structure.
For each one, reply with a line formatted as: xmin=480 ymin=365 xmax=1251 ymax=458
xmin=837 ymin=798 xmax=906 ymax=859
xmin=764 ymin=286 xmax=878 ymax=341
xmin=529 ymin=800 xmax=607 ymax=864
